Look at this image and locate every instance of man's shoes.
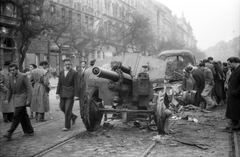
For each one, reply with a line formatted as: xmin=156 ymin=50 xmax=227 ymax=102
xmin=62 ymin=128 xmax=69 ymax=131
xmin=72 ymin=116 xmax=77 ymax=125
xmin=3 ymin=132 xmax=12 ymax=141
xmin=22 ymin=132 xmax=35 ymax=137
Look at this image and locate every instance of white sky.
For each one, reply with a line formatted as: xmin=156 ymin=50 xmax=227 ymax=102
xmin=157 ymin=0 xmax=240 ymax=50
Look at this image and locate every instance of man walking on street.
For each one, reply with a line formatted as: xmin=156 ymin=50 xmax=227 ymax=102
xmin=3 ymin=63 xmax=34 ymax=141
xmin=30 ymin=61 xmax=50 ymax=122
xmin=225 ymin=57 xmax=240 ymax=130
xmin=56 ymin=58 xmax=78 ymax=131
xmin=199 ymin=62 xmax=218 ymax=110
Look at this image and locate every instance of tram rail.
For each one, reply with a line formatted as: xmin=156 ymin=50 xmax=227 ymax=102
xmin=233 ymin=130 xmax=240 ymax=157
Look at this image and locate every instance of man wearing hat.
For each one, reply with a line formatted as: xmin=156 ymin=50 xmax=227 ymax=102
xmin=0 ymin=61 xmax=14 ymax=123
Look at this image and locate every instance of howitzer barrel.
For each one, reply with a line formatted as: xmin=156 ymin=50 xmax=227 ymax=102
xmin=92 ymin=67 xmax=132 ymax=85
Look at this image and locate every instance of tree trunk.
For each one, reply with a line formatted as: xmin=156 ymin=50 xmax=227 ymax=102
xmin=19 ymin=41 xmax=31 ymax=72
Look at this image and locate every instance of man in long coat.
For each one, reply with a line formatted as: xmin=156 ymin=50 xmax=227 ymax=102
xmin=213 ymin=61 xmax=225 ymax=105
xmin=0 ymin=61 xmax=14 ymax=123
xmin=3 ymin=63 xmax=34 ymax=141
xmin=184 ymin=65 xmax=205 ymax=106
xmin=225 ymin=57 xmax=240 ymax=130
xmin=30 ymin=61 xmax=50 ymax=122
xmin=77 ymin=61 xmax=87 ymax=119
xmin=56 ymin=58 xmax=78 ymax=131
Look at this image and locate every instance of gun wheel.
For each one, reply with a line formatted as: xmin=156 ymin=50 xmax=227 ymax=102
xmin=81 ymin=88 xmax=103 ymax=131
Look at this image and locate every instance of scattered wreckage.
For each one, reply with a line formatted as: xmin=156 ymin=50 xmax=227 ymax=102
xmin=79 ymin=50 xmax=197 ymax=134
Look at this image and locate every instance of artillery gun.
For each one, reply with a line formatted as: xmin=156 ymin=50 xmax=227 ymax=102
xmin=79 ymin=50 xmax=196 ymax=134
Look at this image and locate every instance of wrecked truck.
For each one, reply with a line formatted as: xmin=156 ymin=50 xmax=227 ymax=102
xmin=79 ymin=50 xmax=197 ymax=134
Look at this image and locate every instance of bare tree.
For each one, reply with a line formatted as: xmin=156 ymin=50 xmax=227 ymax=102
xmin=68 ymin=19 xmax=103 ymax=61
xmin=99 ymin=11 xmax=155 ymax=56
xmin=42 ymin=6 xmax=75 ymax=70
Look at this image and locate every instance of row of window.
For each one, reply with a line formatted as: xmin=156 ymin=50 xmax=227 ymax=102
xmin=0 ymin=3 xmax=18 ymax=18
xmin=50 ymin=4 xmax=95 ymax=30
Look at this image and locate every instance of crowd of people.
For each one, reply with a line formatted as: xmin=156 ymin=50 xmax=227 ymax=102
xmin=184 ymin=56 xmax=240 ymax=130
xmin=0 ymin=58 xmax=91 ymax=141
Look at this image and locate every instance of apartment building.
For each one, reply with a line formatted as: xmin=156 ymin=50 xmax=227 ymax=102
xmin=101 ymin=0 xmax=197 ymax=53
xmin=0 ymin=2 xmax=20 ymax=69
xmin=25 ymin=0 xmax=104 ymax=69
xmin=1 ymin=0 xmax=197 ymax=70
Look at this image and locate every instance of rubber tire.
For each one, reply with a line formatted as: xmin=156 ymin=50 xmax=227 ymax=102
xmin=81 ymin=88 xmax=103 ymax=131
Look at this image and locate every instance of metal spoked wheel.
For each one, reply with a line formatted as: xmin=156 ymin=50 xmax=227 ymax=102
xmin=81 ymin=88 xmax=103 ymax=131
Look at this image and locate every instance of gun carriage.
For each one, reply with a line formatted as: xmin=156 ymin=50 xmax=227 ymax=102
xmin=80 ymin=50 xmax=196 ymax=134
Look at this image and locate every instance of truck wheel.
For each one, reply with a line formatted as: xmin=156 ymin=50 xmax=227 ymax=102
xmin=81 ymin=88 xmax=103 ymax=131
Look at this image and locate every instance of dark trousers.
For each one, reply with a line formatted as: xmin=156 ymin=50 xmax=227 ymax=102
xmin=3 ymin=113 xmax=14 ymax=122
xmin=60 ymin=98 xmax=76 ymax=129
xmin=8 ymin=106 xmax=34 ymax=134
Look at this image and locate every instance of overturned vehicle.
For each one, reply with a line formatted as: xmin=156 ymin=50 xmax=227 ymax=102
xmin=79 ymin=50 xmax=196 ymax=134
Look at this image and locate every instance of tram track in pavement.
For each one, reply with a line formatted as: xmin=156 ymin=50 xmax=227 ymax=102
xmin=140 ymin=130 xmax=240 ymax=157
xmin=30 ymin=131 xmax=240 ymax=157
xmin=30 ymin=122 xmax=157 ymax=157
xmin=33 ymin=131 xmax=88 ymax=157
xmin=0 ymin=116 xmax=64 ymax=140
xmin=32 ymin=130 xmax=155 ymax=157
xmin=233 ymin=130 xmax=240 ymax=157
xmin=139 ymin=141 xmax=157 ymax=157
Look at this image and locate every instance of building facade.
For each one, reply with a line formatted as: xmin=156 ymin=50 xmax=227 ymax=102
xmin=0 ymin=2 xmax=19 ymax=69
xmin=1 ymin=0 xmax=197 ymax=70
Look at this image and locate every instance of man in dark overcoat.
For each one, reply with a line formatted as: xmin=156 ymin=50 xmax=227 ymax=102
xmin=3 ymin=64 xmax=34 ymax=141
xmin=184 ymin=65 xmax=205 ymax=106
xmin=213 ymin=61 xmax=225 ymax=105
xmin=225 ymin=57 xmax=240 ymax=130
xmin=56 ymin=58 xmax=79 ymax=131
